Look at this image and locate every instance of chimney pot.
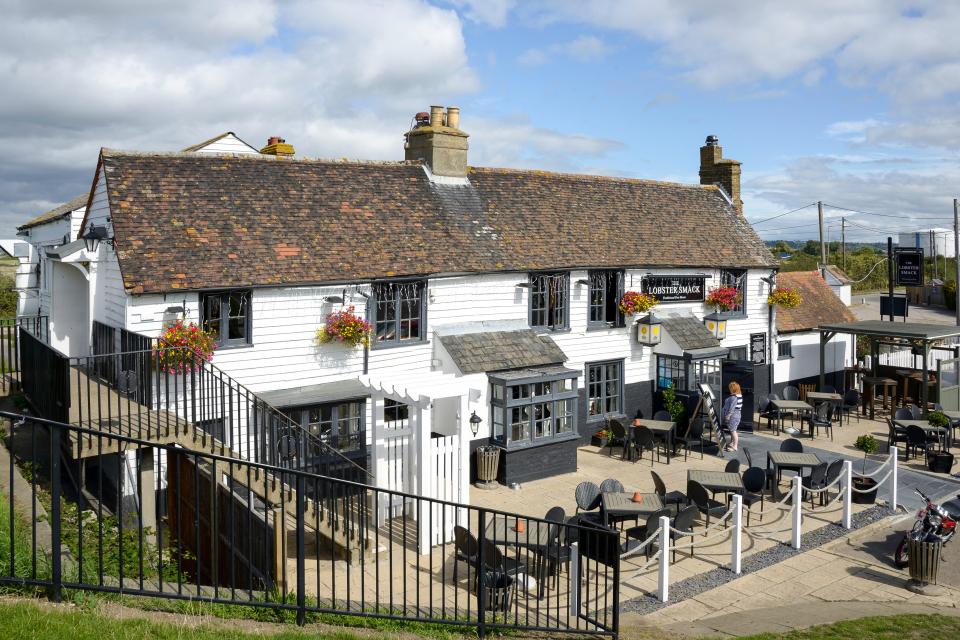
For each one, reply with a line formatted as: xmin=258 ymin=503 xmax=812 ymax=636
xmin=261 ymin=136 xmax=295 ymax=158
xmin=429 ymin=105 xmax=444 ymax=127
xmin=446 ymin=106 xmax=460 ymax=130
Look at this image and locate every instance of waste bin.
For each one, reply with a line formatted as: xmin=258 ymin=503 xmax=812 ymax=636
xmin=907 ymin=537 xmax=942 ymax=585
xmin=476 ymin=446 xmax=501 ymax=484
xmin=477 ymin=571 xmax=514 ymax=612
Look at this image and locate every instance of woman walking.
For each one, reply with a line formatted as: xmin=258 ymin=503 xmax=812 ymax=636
xmin=722 ymin=381 xmax=743 ymax=452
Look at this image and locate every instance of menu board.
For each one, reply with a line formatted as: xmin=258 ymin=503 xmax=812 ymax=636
xmin=750 ymin=332 xmax=766 ymax=365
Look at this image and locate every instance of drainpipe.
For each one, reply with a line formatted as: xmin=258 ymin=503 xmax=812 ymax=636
xmin=764 ymin=271 xmax=777 ymax=395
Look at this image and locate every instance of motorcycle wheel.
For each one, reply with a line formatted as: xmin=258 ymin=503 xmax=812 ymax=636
xmin=894 ymin=537 xmax=910 ymax=569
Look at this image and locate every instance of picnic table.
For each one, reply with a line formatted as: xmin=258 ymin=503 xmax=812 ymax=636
xmin=767 ymin=451 xmax=823 ymax=499
xmin=687 ymin=469 xmax=744 ymax=498
xmin=635 ymin=419 xmax=676 ymax=464
xmin=599 ymin=491 xmax=663 ymax=527
xmin=768 ymin=399 xmax=814 ymax=435
xmin=892 ymin=418 xmax=952 ymax=451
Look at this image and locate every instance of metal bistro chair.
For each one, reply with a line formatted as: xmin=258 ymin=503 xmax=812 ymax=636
xmin=575 ymin=481 xmax=601 ymax=516
xmin=840 ymin=389 xmax=861 ymax=424
xmin=739 ymin=467 xmax=766 ymax=525
xmin=632 ymin=426 xmax=662 ymax=466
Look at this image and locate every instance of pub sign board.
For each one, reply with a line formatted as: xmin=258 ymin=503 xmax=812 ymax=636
xmin=642 ymin=275 xmax=706 ymax=304
xmin=750 ymin=332 xmax=766 ymax=365
xmin=894 ymin=248 xmax=924 ymax=287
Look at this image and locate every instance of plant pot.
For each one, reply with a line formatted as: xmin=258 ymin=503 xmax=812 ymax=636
xmin=590 ymin=436 xmax=609 ymax=448
xmin=927 ymin=451 xmax=955 ymax=474
xmin=851 ymin=476 xmax=879 ymax=504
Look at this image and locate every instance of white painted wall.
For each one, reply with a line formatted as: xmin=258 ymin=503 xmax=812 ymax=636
xmin=49 ymin=261 xmax=89 ymax=357
xmin=773 ymin=331 xmax=853 ymax=384
xmin=192 ymin=133 xmax=259 ymax=155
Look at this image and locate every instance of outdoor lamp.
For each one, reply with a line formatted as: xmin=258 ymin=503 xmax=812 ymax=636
xmin=636 ymin=312 xmax=662 ymax=346
xmin=81 ymin=224 xmax=110 ymax=252
xmin=469 ymin=411 xmax=482 ymax=436
xmin=704 ymin=311 xmax=727 ymax=340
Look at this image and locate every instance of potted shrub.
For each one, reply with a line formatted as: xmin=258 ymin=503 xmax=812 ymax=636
xmin=315 ymin=306 xmax=371 ymax=348
xmin=926 ymin=411 xmax=954 ymax=473
xmin=852 ymin=434 xmax=879 ymax=504
xmin=591 ymin=428 xmax=611 ymax=448
xmin=154 ymin=320 xmax=216 ymax=375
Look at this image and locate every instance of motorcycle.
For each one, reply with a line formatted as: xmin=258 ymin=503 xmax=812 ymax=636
xmin=894 ymin=488 xmax=957 ymax=569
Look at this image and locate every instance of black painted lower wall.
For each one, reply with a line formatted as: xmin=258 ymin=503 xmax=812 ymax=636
xmin=772 ymin=370 xmax=846 ymax=397
xmin=468 ymin=436 xmax=579 ymax=485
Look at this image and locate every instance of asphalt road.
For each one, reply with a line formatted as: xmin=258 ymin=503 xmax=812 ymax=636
xmin=851 ymin=293 xmax=959 ymax=325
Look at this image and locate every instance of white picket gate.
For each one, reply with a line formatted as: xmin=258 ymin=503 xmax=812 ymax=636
xmin=424 ymin=434 xmax=465 ymax=547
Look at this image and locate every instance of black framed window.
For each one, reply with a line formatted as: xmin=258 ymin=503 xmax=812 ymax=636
xmin=586 ymin=360 xmax=624 ymax=421
xmin=288 ymin=399 xmax=365 ymax=455
xmin=490 ymin=371 xmax=578 ymax=449
xmin=778 ymin=340 xmax=793 ymax=359
xmin=530 ymin=272 xmax=569 ymax=330
xmin=657 ymin=355 xmax=687 ymax=390
xmin=588 ymin=270 xmax=624 ymax=328
xmin=372 ymin=280 xmax=427 ymax=347
xmin=720 ymin=269 xmax=747 ymax=317
xmin=201 ymin=290 xmax=251 ymax=347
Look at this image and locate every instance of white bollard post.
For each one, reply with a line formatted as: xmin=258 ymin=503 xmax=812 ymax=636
xmin=658 ymin=515 xmax=670 ymax=603
xmin=842 ymin=460 xmax=853 ymax=529
xmin=791 ymin=475 xmax=802 ymax=549
xmin=889 ymin=446 xmax=898 ymax=513
xmin=731 ymin=494 xmax=743 ymax=574
xmin=568 ymin=542 xmax=580 ymax=617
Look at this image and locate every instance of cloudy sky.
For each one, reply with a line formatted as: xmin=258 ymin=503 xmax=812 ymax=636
xmin=2 ymin=0 xmax=959 ymax=242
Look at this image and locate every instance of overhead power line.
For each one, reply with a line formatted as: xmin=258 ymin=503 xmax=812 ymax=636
xmin=747 ymin=202 xmax=818 ymax=226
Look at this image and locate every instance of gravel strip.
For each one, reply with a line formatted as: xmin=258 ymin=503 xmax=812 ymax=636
xmin=620 ymin=504 xmax=889 ymax=615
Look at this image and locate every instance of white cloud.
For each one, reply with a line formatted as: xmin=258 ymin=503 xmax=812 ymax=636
xmin=519 ymin=35 xmax=612 ymax=66
xmin=446 ymin=0 xmax=515 ymax=27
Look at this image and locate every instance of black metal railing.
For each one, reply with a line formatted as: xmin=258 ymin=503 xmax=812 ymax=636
xmin=18 ymin=327 xmax=69 ymax=424
xmin=0 ymin=413 xmax=619 ymax=637
xmin=0 ymin=316 xmax=48 ymax=389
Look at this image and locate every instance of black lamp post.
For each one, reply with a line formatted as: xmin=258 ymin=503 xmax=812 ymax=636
xmin=469 ymin=411 xmax=482 ymax=436
xmin=81 ymin=224 xmax=110 ymax=252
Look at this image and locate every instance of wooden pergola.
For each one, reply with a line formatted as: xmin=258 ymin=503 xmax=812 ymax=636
xmin=818 ymin=320 xmax=960 ymax=412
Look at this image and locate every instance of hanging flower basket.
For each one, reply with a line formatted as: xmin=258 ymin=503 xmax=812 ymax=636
xmin=316 ymin=306 xmax=370 ymax=348
xmin=618 ymin=291 xmax=659 ymax=316
xmin=767 ymin=287 xmax=802 ymax=308
xmin=706 ymin=286 xmax=742 ymax=312
xmin=154 ymin=320 xmax=216 ymax=374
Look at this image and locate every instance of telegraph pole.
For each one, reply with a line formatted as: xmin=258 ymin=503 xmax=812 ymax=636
xmin=841 ymin=217 xmax=846 ymax=271
xmin=954 ymin=198 xmax=959 ymax=326
xmin=887 ymin=237 xmax=895 ymax=322
xmin=818 ymin=201 xmax=827 ymax=268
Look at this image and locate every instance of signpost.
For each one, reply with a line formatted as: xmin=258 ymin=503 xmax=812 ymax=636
xmin=894 ymin=248 xmax=924 ymax=287
xmin=642 ymin=276 xmax=706 ymax=303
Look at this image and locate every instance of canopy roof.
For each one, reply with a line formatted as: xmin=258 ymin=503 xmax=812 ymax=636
xmin=818 ymin=320 xmax=960 ymax=342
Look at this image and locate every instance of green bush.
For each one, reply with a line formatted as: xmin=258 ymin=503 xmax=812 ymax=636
xmin=0 ymin=275 xmax=15 ymax=317
xmin=928 ymin=411 xmax=949 ymax=428
xmin=945 ymin=280 xmax=957 ymax=311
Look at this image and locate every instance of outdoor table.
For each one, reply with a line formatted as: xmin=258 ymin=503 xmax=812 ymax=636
xmin=599 ymin=491 xmax=663 ymax=527
xmin=484 ymin=517 xmax=554 ymax=550
xmin=635 ymin=419 xmax=676 ymax=464
xmin=893 ymin=418 xmax=952 ymax=451
xmin=768 ymin=399 xmax=814 ymax=435
xmin=687 ymin=469 xmax=744 ymax=499
xmin=805 ymin=391 xmax=844 ymax=426
xmin=767 ymin=451 xmax=823 ymax=499
xmin=862 ymin=376 xmax=897 ymax=419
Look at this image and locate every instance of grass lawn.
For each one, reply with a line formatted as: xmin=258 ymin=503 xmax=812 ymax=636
xmin=740 ymin=613 xmax=960 ymax=639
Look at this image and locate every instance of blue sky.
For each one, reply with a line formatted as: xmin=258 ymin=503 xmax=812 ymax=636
xmin=2 ymin=1 xmax=958 ymax=242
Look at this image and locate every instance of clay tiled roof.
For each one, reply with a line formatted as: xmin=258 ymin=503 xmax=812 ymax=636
xmin=439 ymin=330 xmax=567 ymax=374
xmin=18 ymin=194 xmax=87 ymax=231
xmin=776 ymin=271 xmax=856 ymax=333
xmin=99 ymin=150 xmax=777 ymax=293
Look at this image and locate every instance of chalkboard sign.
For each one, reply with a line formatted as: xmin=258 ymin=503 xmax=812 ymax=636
xmin=894 ymin=248 xmax=924 ymax=287
xmin=750 ymin=332 xmax=766 ymax=365
xmin=880 ymin=295 xmax=909 ymax=318
xmin=642 ymin=275 xmax=706 ymax=303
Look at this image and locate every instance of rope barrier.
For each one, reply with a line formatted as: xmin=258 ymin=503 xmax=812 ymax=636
xmin=799 ymin=472 xmax=845 ymax=495
xmin=668 ymin=526 xmax=734 ymax=552
xmin=855 ymin=454 xmax=893 ymax=479
xmin=620 ymin=527 xmax=661 ymax=560
xmin=667 ymin=505 xmax=735 ymax=536
xmin=852 ymin=470 xmax=892 ymax=492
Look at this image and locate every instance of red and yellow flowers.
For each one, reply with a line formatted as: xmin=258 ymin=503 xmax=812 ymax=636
xmin=316 ymin=306 xmax=371 ymax=348
xmin=154 ymin=320 xmax=216 ymax=374
xmin=706 ymin=286 xmax=742 ymax=312
xmin=618 ymin=291 xmax=659 ymax=315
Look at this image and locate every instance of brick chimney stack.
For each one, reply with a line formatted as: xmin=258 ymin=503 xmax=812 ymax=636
xmin=404 ymin=106 xmax=469 ymax=178
xmin=260 ymin=136 xmax=295 ymax=158
xmin=699 ymin=135 xmax=742 ymax=214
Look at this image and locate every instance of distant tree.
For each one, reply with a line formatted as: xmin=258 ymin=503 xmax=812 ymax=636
xmin=0 ymin=275 xmax=15 ymax=317
xmin=801 ymin=240 xmax=820 ymax=256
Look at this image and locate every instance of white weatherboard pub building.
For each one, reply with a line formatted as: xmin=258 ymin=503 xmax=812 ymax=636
xmin=13 ymin=108 xmax=850 ymax=517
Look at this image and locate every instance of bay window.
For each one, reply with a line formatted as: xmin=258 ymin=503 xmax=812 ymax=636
xmin=490 ymin=366 xmax=579 ymax=449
